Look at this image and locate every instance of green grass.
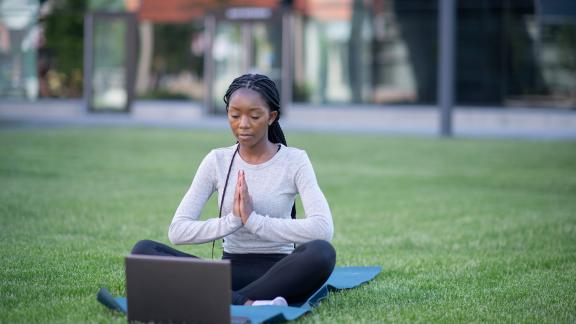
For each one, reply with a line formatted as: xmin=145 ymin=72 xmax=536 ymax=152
xmin=1 ymin=128 xmax=575 ymax=323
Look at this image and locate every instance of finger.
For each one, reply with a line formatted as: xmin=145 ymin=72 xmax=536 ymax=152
xmin=233 ymin=173 xmax=241 ymax=213
xmin=239 ymin=190 xmax=245 ymax=214
xmin=240 ymin=171 xmax=248 ymax=194
xmin=238 ymin=174 xmax=244 ymax=196
xmin=235 ymin=172 xmax=240 ymax=191
xmin=241 ymin=171 xmax=248 ymax=191
xmin=235 ymin=184 xmax=240 ymax=203
xmin=240 ymin=187 xmax=248 ymax=207
xmin=240 ymin=180 xmax=246 ymax=197
xmin=234 ymin=176 xmax=241 ymax=203
xmin=244 ymin=193 xmax=253 ymax=218
xmin=237 ymin=175 xmax=243 ymax=198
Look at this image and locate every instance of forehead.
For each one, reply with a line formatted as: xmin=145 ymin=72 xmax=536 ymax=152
xmin=228 ymin=88 xmax=268 ymax=110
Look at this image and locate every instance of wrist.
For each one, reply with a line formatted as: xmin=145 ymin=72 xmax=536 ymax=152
xmin=241 ymin=213 xmax=250 ymax=225
xmin=243 ymin=211 xmax=261 ymax=233
xmin=242 ymin=208 xmax=255 ymax=224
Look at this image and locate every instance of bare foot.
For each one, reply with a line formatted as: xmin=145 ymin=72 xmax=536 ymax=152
xmin=251 ymin=297 xmax=288 ymax=306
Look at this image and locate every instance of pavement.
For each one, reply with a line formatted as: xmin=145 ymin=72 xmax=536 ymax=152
xmin=1 ymin=99 xmax=576 ymax=140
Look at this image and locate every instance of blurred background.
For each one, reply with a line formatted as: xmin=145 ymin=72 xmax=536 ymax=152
xmin=0 ymin=0 xmax=575 ymax=135
xmin=3 ymin=3 xmax=576 ymax=323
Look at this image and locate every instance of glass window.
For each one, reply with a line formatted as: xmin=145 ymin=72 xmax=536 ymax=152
xmin=456 ymin=0 xmax=576 ymax=109
xmin=0 ymin=0 xmax=40 ymax=100
xmin=293 ymin=0 xmax=373 ymax=104
xmin=209 ymin=12 xmax=283 ymax=113
xmin=91 ymin=17 xmax=128 ymax=110
xmin=293 ymin=0 xmax=575 ymax=108
xmin=376 ymin=1 xmax=438 ymax=105
xmin=292 ymin=0 xmax=438 ymax=105
xmin=532 ymin=18 xmax=576 ymax=109
xmin=137 ymin=22 xmax=205 ymax=101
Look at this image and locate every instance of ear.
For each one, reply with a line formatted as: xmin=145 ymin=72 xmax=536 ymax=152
xmin=268 ymin=110 xmax=278 ymax=126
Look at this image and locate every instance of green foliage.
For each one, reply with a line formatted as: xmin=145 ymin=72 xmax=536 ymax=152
xmin=548 ymin=24 xmax=576 ymax=70
xmin=137 ymin=89 xmax=191 ymax=100
xmin=0 ymin=129 xmax=575 ymax=322
xmin=293 ymin=80 xmax=312 ymax=102
xmin=88 ymin=0 xmax=125 ymax=11
xmin=43 ymin=0 xmax=86 ymax=75
xmin=42 ymin=0 xmax=86 ymax=96
xmin=152 ymin=23 xmax=204 ymax=76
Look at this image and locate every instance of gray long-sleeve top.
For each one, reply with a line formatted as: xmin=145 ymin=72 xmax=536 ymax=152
xmin=169 ymin=144 xmax=334 ymax=254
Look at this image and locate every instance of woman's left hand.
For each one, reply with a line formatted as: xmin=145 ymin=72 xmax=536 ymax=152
xmin=238 ymin=170 xmax=253 ymax=224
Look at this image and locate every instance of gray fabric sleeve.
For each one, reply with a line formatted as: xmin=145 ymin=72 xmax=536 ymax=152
xmin=243 ymin=151 xmax=334 ymax=243
xmin=168 ymin=151 xmax=243 ymax=244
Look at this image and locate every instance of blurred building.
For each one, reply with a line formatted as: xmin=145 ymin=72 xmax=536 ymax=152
xmin=0 ymin=0 xmax=40 ymax=100
xmin=1 ymin=0 xmax=575 ymax=112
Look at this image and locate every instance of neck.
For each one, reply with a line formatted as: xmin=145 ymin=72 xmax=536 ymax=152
xmin=238 ymin=140 xmax=277 ymax=164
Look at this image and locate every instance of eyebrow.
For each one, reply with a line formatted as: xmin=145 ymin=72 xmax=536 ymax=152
xmin=228 ymin=106 xmax=266 ymax=112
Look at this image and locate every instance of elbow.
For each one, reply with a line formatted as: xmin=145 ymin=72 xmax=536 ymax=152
xmin=168 ymin=223 xmax=183 ymax=245
xmin=302 ymin=225 xmax=332 ymax=244
xmin=168 ymin=233 xmax=179 ymax=245
xmin=319 ymin=212 xmax=334 ymax=242
xmin=323 ymin=224 xmax=334 ymax=242
xmin=306 ymin=215 xmax=334 ymax=242
xmin=323 ymin=216 xmax=334 ymax=242
xmin=313 ymin=218 xmax=334 ymax=242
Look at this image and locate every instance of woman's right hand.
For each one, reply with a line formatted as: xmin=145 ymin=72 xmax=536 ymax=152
xmin=233 ymin=170 xmax=254 ymax=224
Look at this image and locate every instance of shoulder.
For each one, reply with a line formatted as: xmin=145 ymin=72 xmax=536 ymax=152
xmin=198 ymin=144 xmax=237 ymax=168
xmin=210 ymin=144 xmax=238 ymax=159
xmin=279 ymin=145 xmax=314 ymax=170
xmin=280 ymin=145 xmax=308 ymax=161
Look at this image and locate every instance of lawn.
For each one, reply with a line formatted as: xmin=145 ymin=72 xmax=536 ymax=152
xmin=0 ymin=128 xmax=575 ymax=323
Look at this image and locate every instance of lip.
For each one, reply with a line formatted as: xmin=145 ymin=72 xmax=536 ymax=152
xmin=238 ymin=134 xmax=253 ymax=139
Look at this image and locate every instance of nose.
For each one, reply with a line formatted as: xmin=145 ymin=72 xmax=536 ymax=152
xmin=239 ymin=115 xmax=250 ymax=128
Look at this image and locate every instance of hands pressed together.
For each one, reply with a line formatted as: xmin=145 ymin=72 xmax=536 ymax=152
xmin=233 ymin=170 xmax=253 ymax=224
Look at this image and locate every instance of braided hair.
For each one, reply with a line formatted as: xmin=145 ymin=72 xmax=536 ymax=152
xmin=223 ymin=74 xmax=296 ymax=220
xmin=224 ymin=74 xmax=288 ymax=146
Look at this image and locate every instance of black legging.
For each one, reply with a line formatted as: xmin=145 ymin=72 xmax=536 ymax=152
xmin=131 ymin=239 xmax=336 ymax=305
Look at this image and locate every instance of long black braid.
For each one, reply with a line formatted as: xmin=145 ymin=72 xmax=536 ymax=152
xmin=223 ymin=74 xmax=296 ymax=220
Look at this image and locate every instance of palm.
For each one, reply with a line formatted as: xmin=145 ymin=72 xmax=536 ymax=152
xmin=234 ymin=170 xmax=253 ymax=224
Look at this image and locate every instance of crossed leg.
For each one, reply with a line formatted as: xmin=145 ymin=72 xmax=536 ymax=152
xmin=131 ymin=239 xmax=336 ymax=305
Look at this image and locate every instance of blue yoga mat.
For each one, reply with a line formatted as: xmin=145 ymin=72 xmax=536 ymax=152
xmin=97 ymin=266 xmax=381 ymax=323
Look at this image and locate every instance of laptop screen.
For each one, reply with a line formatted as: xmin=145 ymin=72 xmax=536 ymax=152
xmin=125 ymin=255 xmax=231 ymax=323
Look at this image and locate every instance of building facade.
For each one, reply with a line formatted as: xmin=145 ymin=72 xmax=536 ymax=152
xmin=1 ymin=0 xmax=575 ymax=113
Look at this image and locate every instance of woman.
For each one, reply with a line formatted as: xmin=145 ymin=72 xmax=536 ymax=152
xmin=132 ymin=74 xmax=336 ymax=306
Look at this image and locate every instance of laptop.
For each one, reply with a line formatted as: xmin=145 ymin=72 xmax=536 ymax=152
xmin=126 ymin=254 xmax=245 ymax=324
